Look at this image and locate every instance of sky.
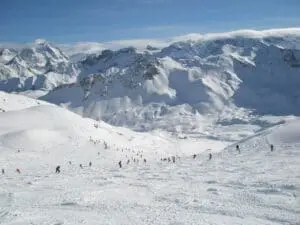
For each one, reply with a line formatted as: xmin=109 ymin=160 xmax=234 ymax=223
xmin=1 ymin=0 xmax=300 ymax=43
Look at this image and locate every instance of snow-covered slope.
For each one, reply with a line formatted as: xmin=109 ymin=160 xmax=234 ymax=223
xmin=0 ymin=91 xmax=49 ymax=112
xmin=0 ymin=92 xmax=299 ymax=225
xmin=0 ymin=40 xmax=78 ymax=92
xmin=41 ymin=29 xmax=300 ymax=137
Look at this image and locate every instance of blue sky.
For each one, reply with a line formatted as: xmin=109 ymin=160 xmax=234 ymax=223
xmin=1 ymin=0 xmax=300 ymax=43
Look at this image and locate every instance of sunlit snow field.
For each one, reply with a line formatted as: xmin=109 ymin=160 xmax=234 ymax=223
xmin=0 ymin=92 xmax=299 ymax=225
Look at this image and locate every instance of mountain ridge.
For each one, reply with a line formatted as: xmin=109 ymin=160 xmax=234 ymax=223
xmin=1 ymin=28 xmax=300 ymax=136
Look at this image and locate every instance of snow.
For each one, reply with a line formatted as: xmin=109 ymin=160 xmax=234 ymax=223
xmin=39 ymin=32 xmax=300 ymax=139
xmin=1 ymin=29 xmax=300 ymax=224
xmin=59 ymin=28 xmax=300 ymax=57
xmin=0 ymin=41 xmax=78 ymax=92
xmin=0 ymin=92 xmax=299 ymax=225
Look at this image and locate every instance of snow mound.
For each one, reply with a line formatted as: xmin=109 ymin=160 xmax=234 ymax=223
xmin=267 ymin=119 xmax=300 ymax=145
xmin=226 ymin=117 xmax=300 ymax=154
xmin=0 ymin=91 xmax=49 ymax=112
xmin=0 ymin=129 xmax=69 ymax=150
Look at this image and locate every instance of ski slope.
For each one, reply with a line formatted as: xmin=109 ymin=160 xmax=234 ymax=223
xmin=0 ymin=92 xmax=299 ymax=225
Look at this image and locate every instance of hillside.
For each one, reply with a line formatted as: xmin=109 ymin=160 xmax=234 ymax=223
xmin=0 ymin=91 xmax=299 ymax=225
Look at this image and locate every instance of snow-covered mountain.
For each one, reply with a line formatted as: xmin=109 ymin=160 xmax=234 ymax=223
xmin=0 ymin=39 xmax=78 ymax=92
xmin=40 ymin=29 xmax=300 ymax=137
xmin=1 ymin=29 xmax=300 ymax=136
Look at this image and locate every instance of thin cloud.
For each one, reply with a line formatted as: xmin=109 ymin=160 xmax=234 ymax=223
xmin=2 ymin=28 xmax=300 ymax=57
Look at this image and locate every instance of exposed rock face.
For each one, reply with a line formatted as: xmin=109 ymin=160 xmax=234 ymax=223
xmin=0 ymin=41 xmax=78 ymax=92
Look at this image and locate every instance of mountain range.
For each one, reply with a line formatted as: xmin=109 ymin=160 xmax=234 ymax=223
xmin=1 ymin=28 xmax=300 ymax=138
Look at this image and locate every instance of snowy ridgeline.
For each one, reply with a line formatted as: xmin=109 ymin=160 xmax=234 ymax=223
xmin=1 ymin=28 xmax=300 ymax=135
xmin=40 ymin=29 xmax=300 ymax=135
xmin=0 ymin=91 xmax=299 ymax=225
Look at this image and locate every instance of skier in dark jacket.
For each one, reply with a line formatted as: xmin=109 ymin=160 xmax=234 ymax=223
xmin=118 ymin=161 xmax=122 ymax=168
xmin=270 ymin=144 xmax=274 ymax=152
xmin=236 ymin=145 xmax=240 ymax=153
xmin=209 ymin=153 xmax=212 ymax=160
xmin=89 ymin=161 xmax=92 ymax=167
xmin=55 ymin=165 xmax=60 ymax=173
xmin=1 ymin=168 xmax=4 ymax=174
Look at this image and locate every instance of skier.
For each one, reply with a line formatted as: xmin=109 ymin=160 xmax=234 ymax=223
xmin=209 ymin=153 xmax=212 ymax=160
xmin=16 ymin=168 xmax=21 ymax=174
xmin=104 ymin=142 xmax=108 ymax=149
xmin=172 ymin=156 xmax=176 ymax=163
xmin=79 ymin=164 xmax=83 ymax=169
xmin=144 ymin=159 xmax=147 ymax=163
xmin=118 ymin=161 xmax=122 ymax=168
xmin=55 ymin=165 xmax=61 ymax=173
xmin=236 ymin=145 xmax=240 ymax=153
xmin=270 ymin=144 xmax=274 ymax=152
xmin=89 ymin=161 xmax=92 ymax=167
xmin=1 ymin=168 xmax=4 ymax=174
xmin=127 ymin=159 xmax=130 ymax=165
xmin=193 ymin=154 xmax=197 ymax=159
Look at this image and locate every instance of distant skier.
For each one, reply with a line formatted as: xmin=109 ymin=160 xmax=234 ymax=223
xmin=89 ymin=161 xmax=92 ymax=167
xmin=69 ymin=161 xmax=72 ymax=165
xmin=16 ymin=168 xmax=21 ymax=174
xmin=104 ymin=142 xmax=108 ymax=149
xmin=270 ymin=144 xmax=274 ymax=152
xmin=209 ymin=153 xmax=212 ymax=160
xmin=1 ymin=169 xmax=4 ymax=174
xmin=118 ymin=161 xmax=122 ymax=168
xmin=55 ymin=165 xmax=61 ymax=173
xmin=172 ymin=156 xmax=176 ymax=163
xmin=79 ymin=164 xmax=83 ymax=169
xmin=193 ymin=154 xmax=197 ymax=159
xmin=127 ymin=159 xmax=130 ymax=165
xmin=236 ymin=145 xmax=240 ymax=153
xmin=144 ymin=159 xmax=147 ymax=163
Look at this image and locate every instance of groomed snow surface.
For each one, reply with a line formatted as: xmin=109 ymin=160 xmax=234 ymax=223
xmin=0 ymin=92 xmax=299 ymax=225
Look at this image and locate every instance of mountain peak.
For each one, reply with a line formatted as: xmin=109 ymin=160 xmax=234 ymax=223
xmin=34 ymin=39 xmax=47 ymax=45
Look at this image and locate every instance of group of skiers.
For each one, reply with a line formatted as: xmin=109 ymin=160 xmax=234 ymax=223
xmin=1 ymin=144 xmax=275 ymax=175
xmin=235 ymin=144 xmax=274 ymax=153
xmin=55 ymin=161 xmax=93 ymax=174
xmin=192 ymin=143 xmax=274 ymax=162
